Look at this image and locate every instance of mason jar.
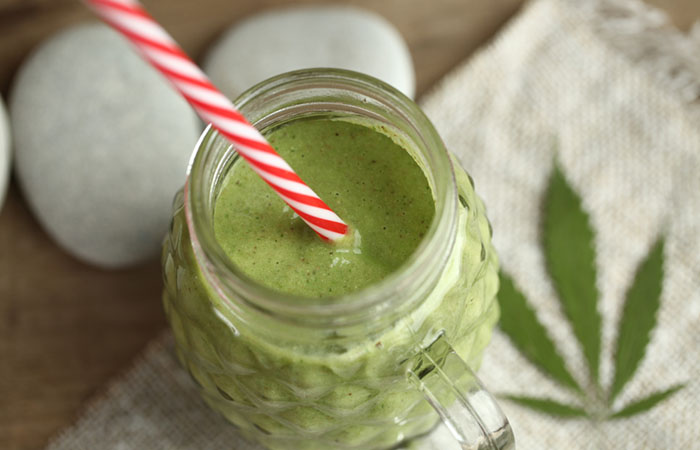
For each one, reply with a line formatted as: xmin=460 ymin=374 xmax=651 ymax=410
xmin=162 ymin=69 xmax=514 ymax=450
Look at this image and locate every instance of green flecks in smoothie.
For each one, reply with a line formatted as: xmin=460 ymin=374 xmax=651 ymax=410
xmin=213 ymin=118 xmax=434 ymax=298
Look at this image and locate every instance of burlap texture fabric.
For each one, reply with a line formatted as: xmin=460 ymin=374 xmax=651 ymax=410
xmin=48 ymin=0 xmax=700 ymax=448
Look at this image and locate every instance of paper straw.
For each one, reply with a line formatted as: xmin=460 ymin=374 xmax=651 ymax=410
xmin=85 ymin=0 xmax=348 ymax=241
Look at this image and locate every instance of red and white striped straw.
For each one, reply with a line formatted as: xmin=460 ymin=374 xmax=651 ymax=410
xmin=85 ymin=0 xmax=348 ymax=241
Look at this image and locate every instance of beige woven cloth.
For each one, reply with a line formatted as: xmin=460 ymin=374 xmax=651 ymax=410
xmin=48 ymin=0 xmax=700 ymax=448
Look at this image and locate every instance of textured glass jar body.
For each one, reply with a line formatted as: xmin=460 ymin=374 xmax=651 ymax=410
xmin=162 ymin=70 xmax=500 ymax=450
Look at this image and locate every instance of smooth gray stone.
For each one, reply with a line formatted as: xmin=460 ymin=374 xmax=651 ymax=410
xmin=10 ymin=23 xmax=201 ymax=268
xmin=204 ymin=6 xmax=415 ymax=99
xmin=0 ymin=97 xmax=9 ymax=212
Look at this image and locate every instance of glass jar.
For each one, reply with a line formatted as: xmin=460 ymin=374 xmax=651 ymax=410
xmin=162 ymin=69 xmax=514 ymax=450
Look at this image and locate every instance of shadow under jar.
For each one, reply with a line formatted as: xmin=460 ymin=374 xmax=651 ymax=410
xmin=162 ymin=69 xmax=514 ymax=450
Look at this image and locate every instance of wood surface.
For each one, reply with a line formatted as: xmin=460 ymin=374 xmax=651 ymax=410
xmin=0 ymin=1 xmax=697 ymax=449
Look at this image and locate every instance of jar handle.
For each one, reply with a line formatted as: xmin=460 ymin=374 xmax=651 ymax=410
xmin=407 ymin=334 xmax=515 ymax=449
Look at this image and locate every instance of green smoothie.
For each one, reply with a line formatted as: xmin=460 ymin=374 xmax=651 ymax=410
xmin=213 ymin=118 xmax=434 ymax=297
xmin=162 ymin=116 xmax=500 ymax=450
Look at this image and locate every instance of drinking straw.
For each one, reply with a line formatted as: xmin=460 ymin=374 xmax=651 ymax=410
xmin=85 ymin=0 xmax=348 ymax=241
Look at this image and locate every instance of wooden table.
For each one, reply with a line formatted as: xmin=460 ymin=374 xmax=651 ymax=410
xmin=0 ymin=1 xmax=697 ymax=449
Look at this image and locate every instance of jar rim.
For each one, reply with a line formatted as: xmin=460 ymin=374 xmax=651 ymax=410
xmin=184 ymin=68 xmax=457 ymax=325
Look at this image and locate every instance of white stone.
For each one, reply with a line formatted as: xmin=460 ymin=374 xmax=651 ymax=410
xmin=10 ymin=23 xmax=201 ymax=268
xmin=0 ymin=97 xmax=10 ymax=212
xmin=203 ymin=6 xmax=415 ymax=99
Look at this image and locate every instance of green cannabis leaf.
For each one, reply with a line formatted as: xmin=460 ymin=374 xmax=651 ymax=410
xmin=609 ymin=385 xmax=684 ymax=419
xmin=610 ymin=239 xmax=664 ymax=402
xmin=503 ymin=395 xmax=588 ymax=418
xmin=498 ymin=272 xmax=582 ymax=393
xmin=497 ymin=161 xmax=684 ymax=423
xmin=543 ymin=164 xmax=602 ymax=385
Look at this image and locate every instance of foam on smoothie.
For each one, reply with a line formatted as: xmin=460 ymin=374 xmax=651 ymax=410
xmin=213 ymin=118 xmax=434 ymax=298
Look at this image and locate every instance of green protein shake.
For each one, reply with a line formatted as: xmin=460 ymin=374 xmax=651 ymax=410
xmin=162 ymin=116 xmax=499 ymax=450
xmin=213 ymin=118 xmax=434 ymax=297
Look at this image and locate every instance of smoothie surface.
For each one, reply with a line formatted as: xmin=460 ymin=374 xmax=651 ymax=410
xmin=213 ymin=118 xmax=434 ymax=298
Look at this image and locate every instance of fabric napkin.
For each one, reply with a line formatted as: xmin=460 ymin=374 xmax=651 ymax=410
xmin=48 ymin=0 xmax=700 ymax=448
